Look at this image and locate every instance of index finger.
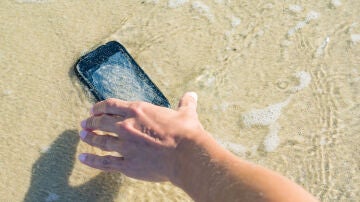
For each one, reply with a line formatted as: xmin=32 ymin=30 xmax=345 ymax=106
xmin=92 ymin=98 xmax=130 ymax=117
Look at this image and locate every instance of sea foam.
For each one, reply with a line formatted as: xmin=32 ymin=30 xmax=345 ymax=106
xmin=290 ymin=71 xmax=311 ymax=92
xmin=264 ymin=123 xmax=280 ymax=152
xmin=231 ymin=16 xmax=241 ymax=28
xmin=288 ymin=11 xmax=320 ymax=36
xmin=331 ymin=0 xmax=342 ymax=7
xmin=289 ymin=4 xmax=303 ymax=13
xmin=315 ymin=37 xmax=330 ymax=57
xmin=192 ymin=1 xmax=214 ymax=22
xmin=16 ymin=0 xmax=52 ymax=3
xmin=168 ymin=0 xmax=188 ymax=8
xmin=351 ymin=34 xmax=360 ymax=43
xmin=242 ymin=98 xmax=291 ymax=127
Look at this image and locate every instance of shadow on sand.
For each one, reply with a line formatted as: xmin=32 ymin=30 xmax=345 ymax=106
xmin=24 ymin=130 xmax=122 ymax=202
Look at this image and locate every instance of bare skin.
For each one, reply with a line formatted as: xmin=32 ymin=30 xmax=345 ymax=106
xmin=79 ymin=92 xmax=318 ymax=202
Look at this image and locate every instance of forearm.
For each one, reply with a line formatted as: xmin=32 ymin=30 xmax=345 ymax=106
xmin=171 ymin=131 xmax=318 ymax=202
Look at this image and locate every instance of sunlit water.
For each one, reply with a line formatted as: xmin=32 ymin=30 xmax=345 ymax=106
xmin=0 ymin=0 xmax=359 ymax=201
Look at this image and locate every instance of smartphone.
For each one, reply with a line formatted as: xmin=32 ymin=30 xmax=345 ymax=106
xmin=74 ymin=41 xmax=170 ymax=108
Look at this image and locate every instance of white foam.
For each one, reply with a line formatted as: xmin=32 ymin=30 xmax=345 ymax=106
xmin=3 ymin=89 xmax=12 ymax=95
xmin=231 ymin=16 xmax=241 ymax=28
xmin=315 ymin=36 xmax=330 ymax=57
xmin=305 ymin=11 xmax=320 ymax=22
xmin=145 ymin=0 xmax=159 ymax=4
xmin=264 ymin=123 xmax=280 ymax=152
xmin=16 ymin=0 xmax=52 ymax=3
xmin=217 ymin=139 xmax=247 ymax=156
xmin=287 ymin=11 xmax=320 ymax=36
xmin=45 ymin=192 xmax=59 ymax=202
xmin=280 ymin=40 xmax=293 ymax=47
xmin=331 ymin=0 xmax=342 ymax=7
xmin=242 ymin=98 xmax=290 ymax=127
xmin=289 ymin=4 xmax=303 ymax=13
xmin=168 ymin=0 xmax=188 ymax=8
xmin=290 ymin=71 xmax=311 ymax=92
xmin=195 ymin=68 xmax=216 ymax=87
xmin=320 ymin=137 xmax=327 ymax=145
xmin=288 ymin=21 xmax=306 ymax=36
xmin=192 ymin=1 xmax=214 ymax=22
xmin=214 ymin=0 xmax=224 ymax=4
xmin=351 ymin=34 xmax=360 ymax=43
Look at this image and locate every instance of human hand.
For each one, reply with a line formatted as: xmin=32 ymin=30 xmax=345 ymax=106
xmin=79 ymin=92 xmax=204 ymax=182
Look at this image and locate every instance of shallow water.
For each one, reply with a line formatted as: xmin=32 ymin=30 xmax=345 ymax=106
xmin=0 ymin=0 xmax=359 ymax=201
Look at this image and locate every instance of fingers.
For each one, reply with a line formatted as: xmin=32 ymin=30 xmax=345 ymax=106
xmin=81 ymin=114 xmax=124 ymax=134
xmin=91 ymin=98 xmax=130 ymax=116
xmin=177 ymin=92 xmax=198 ymax=112
xmin=78 ymin=153 xmax=125 ymax=171
xmin=80 ymin=130 xmax=122 ymax=152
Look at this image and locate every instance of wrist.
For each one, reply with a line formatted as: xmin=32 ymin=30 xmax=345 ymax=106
xmin=169 ymin=129 xmax=226 ymax=201
xmin=169 ymin=129 xmax=211 ymax=186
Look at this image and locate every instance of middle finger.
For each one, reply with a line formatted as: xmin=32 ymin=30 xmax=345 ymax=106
xmin=81 ymin=114 xmax=124 ymax=134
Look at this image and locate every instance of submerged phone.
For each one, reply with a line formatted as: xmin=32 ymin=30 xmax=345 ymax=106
xmin=74 ymin=41 xmax=170 ymax=108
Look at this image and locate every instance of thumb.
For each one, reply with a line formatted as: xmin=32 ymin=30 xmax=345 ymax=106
xmin=178 ymin=92 xmax=198 ymax=111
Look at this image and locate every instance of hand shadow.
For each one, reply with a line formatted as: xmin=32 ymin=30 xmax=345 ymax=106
xmin=24 ymin=130 xmax=122 ymax=202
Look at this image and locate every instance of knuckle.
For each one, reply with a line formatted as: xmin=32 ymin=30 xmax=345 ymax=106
xmin=102 ymin=156 xmax=112 ymax=167
xmin=104 ymin=98 xmax=117 ymax=108
xmin=128 ymin=102 xmax=143 ymax=115
xmin=104 ymin=98 xmax=118 ymax=105
xmin=116 ymin=120 xmax=133 ymax=132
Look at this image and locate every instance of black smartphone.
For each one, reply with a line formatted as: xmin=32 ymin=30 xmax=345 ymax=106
xmin=74 ymin=41 xmax=170 ymax=108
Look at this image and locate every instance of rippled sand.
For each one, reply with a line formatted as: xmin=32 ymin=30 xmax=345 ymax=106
xmin=0 ymin=0 xmax=359 ymax=201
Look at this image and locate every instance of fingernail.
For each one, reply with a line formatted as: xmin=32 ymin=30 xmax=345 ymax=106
xmin=81 ymin=120 xmax=87 ymax=128
xmin=79 ymin=130 xmax=87 ymax=140
xmin=188 ymin=92 xmax=198 ymax=102
xmin=78 ymin=154 xmax=87 ymax=162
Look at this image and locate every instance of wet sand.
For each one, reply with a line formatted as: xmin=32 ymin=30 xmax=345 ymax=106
xmin=0 ymin=0 xmax=359 ymax=201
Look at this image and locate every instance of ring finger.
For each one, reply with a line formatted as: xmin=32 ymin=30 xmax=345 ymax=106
xmin=80 ymin=130 xmax=123 ymax=152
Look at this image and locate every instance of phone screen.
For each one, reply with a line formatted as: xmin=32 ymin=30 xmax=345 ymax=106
xmin=74 ymin=41 xmax=170 ymax=108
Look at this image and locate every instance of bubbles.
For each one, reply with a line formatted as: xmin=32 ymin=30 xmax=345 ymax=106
xmin=231 ymin=16 xmax=241 ymax=28
xmin=305 ymin=11 xmax=320 ymax=22
xmin=331 ymin=0 xmax=342 ymax=7
xmin=16 ymin=0 xmax=52 ymax=3
xmin=320 ymin=137 xmax=327 ymax=146
xmin=192 ymin=1 xmax=214 ymax=22
xmin=315 ymin=36 xmax=330 ymax=57
xmin=287 ymin=11 xmax=320 ymax=37
xmin=264 ymin=123 xmax=280 ymax=152
xmin=168 ymin=0 xmax=189 ymax=8
xmin=290 ymin=71 xmax=312 ymax=93
xmin=242 ymin=98 xmax=291 ymax=152
xmin=145 ymin=0 xmax=159 ymax=4
xmin=242 ymin=98 xmax=290 ymax=127
xmin=351 ymin=34 xmax=360 ymax=44
xmin=289 ymin=4 xmax=303 ymax=13
xmin=3 ymin=89 xmax=12 ymax=96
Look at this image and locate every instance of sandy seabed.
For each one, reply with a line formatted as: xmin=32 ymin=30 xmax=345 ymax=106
xmin=0 ymin=0 xmax=359 ymax=201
